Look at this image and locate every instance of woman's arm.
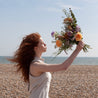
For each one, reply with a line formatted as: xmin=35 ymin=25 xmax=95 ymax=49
xmin=31 ymin=41 xmax=84 ymax=72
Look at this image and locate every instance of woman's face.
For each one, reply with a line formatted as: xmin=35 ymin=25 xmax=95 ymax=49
xmin=35 ymin=37 xmax=47 ymax=53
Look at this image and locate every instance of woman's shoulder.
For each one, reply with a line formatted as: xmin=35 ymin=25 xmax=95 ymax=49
xmin=30 ymin=58 xmax=45 ymax=70
xmin=30 ymin=60 xmax=45 ymax=77
xmin=32 ymin=57 xmax=44 ymax=63
xmin=30 ymin=60 xmax=43 ymax=66
xmin=31 ymin=58 xmax=45 ymax=66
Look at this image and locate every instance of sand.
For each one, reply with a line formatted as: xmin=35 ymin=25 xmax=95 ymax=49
xmin=0 ymin=64 xmax=98 ymax=98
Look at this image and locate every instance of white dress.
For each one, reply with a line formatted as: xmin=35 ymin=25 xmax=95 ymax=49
xmin=28 ymin=57 xmax=52 ymax=98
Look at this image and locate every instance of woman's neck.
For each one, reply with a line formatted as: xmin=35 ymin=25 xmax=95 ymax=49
xmin=35 ymin=52 xmax=42 ymax=59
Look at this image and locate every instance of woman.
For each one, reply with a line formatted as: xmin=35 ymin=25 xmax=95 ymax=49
xmin=10 ymin=32 xmax=84 ymax=98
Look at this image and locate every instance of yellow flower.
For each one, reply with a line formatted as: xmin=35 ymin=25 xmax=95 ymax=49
xmin=75 ymin=32 xmax=82 ymax=41
xmin=56 ymin=40 xmax=62 ymax=47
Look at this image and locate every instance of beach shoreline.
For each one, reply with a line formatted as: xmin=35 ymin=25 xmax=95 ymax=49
xmin=0 ymin=64 xmax=98 ymax=98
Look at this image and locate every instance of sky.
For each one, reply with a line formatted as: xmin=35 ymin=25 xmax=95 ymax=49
xmin=0 ymin=0 xmax=98 ymax=57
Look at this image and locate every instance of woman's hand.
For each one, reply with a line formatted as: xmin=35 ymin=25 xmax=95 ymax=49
xmin=75 ymin=41 xmax=85 ymax=51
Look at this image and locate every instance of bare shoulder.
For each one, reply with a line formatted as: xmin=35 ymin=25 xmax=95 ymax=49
xmin=30 ymin=61 xmax=47 ymax=67
xmin=30 ymin=61 xmax=47 ymax=76
xmin=30 ymin=62 xmax=39 ymax=69
xmin=30 ymin=61 xmax=47 ymax=71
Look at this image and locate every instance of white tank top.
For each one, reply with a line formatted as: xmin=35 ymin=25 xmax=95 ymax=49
xmin=28 ymin=57 xmax=52 ymax=98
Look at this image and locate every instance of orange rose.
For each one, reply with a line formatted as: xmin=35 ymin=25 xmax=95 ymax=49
xmin=56 ymin=40 xmax=62 ymax=47
xmin=75 ymin=32 xmax=82 ymax=41
xmin=64 ymin=18 xmax=72 ymax=23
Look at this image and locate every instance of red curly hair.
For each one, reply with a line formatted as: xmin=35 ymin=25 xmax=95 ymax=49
xmin=10 ymin=33 xmax=41 ymax=82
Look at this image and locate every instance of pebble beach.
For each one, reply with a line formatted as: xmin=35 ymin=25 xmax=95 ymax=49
xmin=0 ymin=64 xmax=98 ymax=98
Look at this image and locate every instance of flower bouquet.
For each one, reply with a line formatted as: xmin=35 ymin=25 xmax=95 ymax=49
xmin=51 ymin=8 xmax=91 ymax=56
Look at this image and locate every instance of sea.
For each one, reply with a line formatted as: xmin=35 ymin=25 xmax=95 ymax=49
xmin=0 ymin=56 xmax=98 ymax=65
